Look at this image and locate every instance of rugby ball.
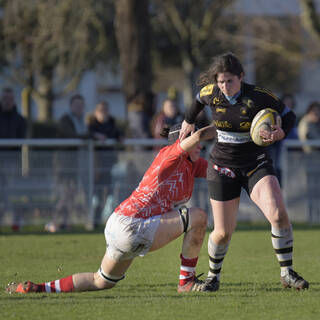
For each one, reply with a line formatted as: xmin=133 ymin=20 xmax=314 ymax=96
xmin=250 ymin=108 xmax=281 ymax=146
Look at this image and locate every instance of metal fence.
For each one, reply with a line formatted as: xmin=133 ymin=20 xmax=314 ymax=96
xmin=281 ymin=140 xmax=320 ymax=223
xmin=0 ymin=139 xmax=319 ymax=229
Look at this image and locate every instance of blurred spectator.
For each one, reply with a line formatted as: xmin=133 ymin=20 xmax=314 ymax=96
xmin=127 ymin=92 xmax=155 ymax=139
xmin=151 ymin=98 xmax=183 ymax=139
xmin=0 ymin=87 xmax=27 ymax=231
xmin=298 ymin=101 xmax=320 ymax=153
xmin=297 ymin=101 xmax=320 ymax=222
xmin=49 ymin=94 xmax=90 ymax=232
xmin=267 ymin=93 xmax=298 ymax=185
xmin=0 ymin=87 xmax=26 ymax=138
xmin=87 ymin=101 xmax=121 ymax=141
xmin=56 ymin=94 xmax=90 ymax=139
xmin=167 ymin=86 xmax=178 ymax=101
xmin=281 ymin=94 xmax=298 ymax=139
xmin=87 ymin=101 xmax=122 ymax=228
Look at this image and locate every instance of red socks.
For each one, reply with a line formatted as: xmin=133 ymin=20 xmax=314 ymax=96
xmin=36 ymin=275 xmax=74 ymax=293
xmin=179 ymin=254 xmax=198 ymax=286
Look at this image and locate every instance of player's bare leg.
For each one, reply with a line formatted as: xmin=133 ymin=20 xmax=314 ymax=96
xmin=6 ymin=208 xmax=207 ymax=294
xmin=151 ymin=207 xmax=207 ymax=255
xmin=6 ymin=254 xmax=133 ymax=294
xmin=200 ymin=198 xmax=239 ymax=292
xmin=72 ymin=255 xmax=133 ymax=291
xmin=150 ymin=207 xmax=207 ymax=292
xmin=251 ymin=175 xmax=309 ymax=290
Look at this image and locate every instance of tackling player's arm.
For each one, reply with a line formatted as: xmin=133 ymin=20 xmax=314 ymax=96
xmin=180 ymin=89 xmax=209 ymax=140
xmin=180 ymin=125 xmax=216 ymax=152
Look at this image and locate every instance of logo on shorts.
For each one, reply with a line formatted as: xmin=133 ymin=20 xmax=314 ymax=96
xmin=246 ymin=160 xmax=268 ymax=177
xmin=213 ymin=164 xmax=236 ymax=178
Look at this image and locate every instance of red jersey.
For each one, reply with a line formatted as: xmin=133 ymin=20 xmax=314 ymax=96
xmin=114 ymin=140 xmax=207 ymax=219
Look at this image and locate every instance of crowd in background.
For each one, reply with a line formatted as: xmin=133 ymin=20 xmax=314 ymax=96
xmin=3 ymin=86 xmax=319 ymax=148
xmin=1 ymin=86 xmax=320 ymax=232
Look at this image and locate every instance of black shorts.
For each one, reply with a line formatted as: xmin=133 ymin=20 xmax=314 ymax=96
xmin=207 ymin=158 xmax=276 ymax=201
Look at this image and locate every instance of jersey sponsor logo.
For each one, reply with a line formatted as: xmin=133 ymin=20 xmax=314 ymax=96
xmin=242 ymin=97 xmax=255 ymax=108
xmin=216 ymin=107 xmax=226 ymax=113
xmin=213 ymin=97 xmax=221 ymax=105
xmin=239 ymin=121 xmax=251 ymax=130
xmin=213 ymin=164 xmax=236 ymax=178
xmin=254 ymin=87 xmax=279 ymax=100
xmin=200 ymin=84 xmax=214 ymax=97
xmin=213 ymin=120 xmax=232 ymax=128
xmin=216 ymin=130 xmax=251 ymax=144
xmin=240 ymin=107 xmax=248 ymax=115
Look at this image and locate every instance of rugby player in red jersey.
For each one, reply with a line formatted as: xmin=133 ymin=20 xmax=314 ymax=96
xmin=6 ymin=124 xmax=215 ymax=294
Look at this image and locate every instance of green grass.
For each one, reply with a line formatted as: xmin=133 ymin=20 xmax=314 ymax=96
xmin=1 ymin=225 xmax=320 ymax=320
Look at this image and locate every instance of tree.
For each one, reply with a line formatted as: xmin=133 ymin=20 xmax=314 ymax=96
xmin=1 ymin=0 xmax=115 ymax=122
xmin=151 ymin=0 xmax=235 ymax=108
xmin=300 ymin=0 xmax=320 ymax=42
xmin=114 ymin=0 xmax=154 ymax=137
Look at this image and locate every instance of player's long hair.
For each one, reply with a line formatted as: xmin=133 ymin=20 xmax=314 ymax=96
xmin=197 ymin=52 xmax=244 ymax=86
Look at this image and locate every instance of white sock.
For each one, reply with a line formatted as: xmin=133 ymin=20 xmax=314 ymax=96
xmin=271 ymin=226 xmax=293 ymax=277
xmin=207 ymin=236 xmax=229 ymax=281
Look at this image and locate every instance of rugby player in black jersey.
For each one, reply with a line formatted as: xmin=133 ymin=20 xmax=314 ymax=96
xmin=179 ymin=52 xmax=308 ymax=291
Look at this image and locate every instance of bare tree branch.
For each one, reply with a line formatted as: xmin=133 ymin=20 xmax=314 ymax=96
xmin=1 ymin=0 xmax=114 ymax=121
xmin=300 ymin=0 xmax=320 ymax=42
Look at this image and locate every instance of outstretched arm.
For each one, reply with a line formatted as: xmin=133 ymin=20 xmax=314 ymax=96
xmin=180 ymin=125 xmax=215 ymax=152
xmin=179 ymin=99 xmax=205 ymax=140
xmin=179 ymin=120 xmax=195 ymax=141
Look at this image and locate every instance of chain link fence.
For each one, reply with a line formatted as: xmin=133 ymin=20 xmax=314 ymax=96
xmin=0 ymin=139 xmax=319 ymax=229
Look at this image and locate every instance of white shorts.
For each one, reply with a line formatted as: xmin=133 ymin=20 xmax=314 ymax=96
xmin=104 ymin=213 xmax=161 ymax=261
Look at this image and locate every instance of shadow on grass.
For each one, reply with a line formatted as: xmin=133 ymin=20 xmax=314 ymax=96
xmin=220 ymin=281 xmax=320 ymax=293
xmin=234 ymin=222 xmax=320 ymax=232
xmin=1 ymin=292 xmax=207 ymax=301
xmin=3 ymin=222 xmax=320 ymax=236
xmin=3 ymin=281 xmax=318 ymax=302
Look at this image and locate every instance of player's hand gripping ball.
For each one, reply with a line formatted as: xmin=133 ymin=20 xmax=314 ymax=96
xmin=250 ymin=108 xmax=281 ymax=146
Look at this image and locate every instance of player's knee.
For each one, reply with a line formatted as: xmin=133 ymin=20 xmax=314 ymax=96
xmin=213 ymin=230 xmax=232 ymax=243
xmin=190 ymin=208 xmax=207 ymax=229
xmin=94 ymin=273 xmax=115 ymax=290
xmin=269 ymin=208 xmax=289 ymax=227
xmin=96 ymin=266 xmax=125 ymax=290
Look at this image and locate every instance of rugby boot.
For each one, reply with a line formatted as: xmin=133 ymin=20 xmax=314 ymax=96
xmin=177 ymin=275 xmax=204 ymax=292
xmin=280 ymin=269 xmax=309 ymax=290
xmin=6 ymin=281 xmax=39 ymax=294
xmin=199 ymin=276 xmax=220 ymax=292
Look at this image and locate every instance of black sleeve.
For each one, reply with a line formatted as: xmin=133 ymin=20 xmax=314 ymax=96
xmin=184 ymin=100 xmax=205 ymax=124
xmin=260 ymin=89 xmax=296 ymax=138
xmin=281 ymin=109 xmax=296 ymax=137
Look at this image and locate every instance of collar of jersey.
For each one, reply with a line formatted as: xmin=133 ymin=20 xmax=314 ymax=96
xmin=224 ymin=91 xmax=241 ymax=105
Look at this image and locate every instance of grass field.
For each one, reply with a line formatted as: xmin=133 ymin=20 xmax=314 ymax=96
xmin=1 ymin=224 xmax=320 ymax=320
